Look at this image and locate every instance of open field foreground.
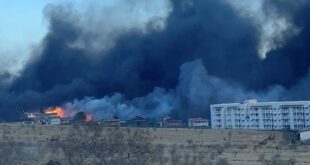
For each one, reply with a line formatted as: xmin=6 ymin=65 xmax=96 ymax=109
xmin=0 ymin=123 xmax=306 ymax=165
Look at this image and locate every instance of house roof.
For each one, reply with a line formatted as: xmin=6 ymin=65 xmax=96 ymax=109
xmin=299 ymin=128 xmax=310 ymax=133
xmin=132 ymin=116 xmax=146 ymax=121
xmin=188 ymin=117 xmax=208 ymax=121
xmin=102 ymin=116 xmax=120 ymax=122
xmin=165 ymin=118 xmax=182 ymax=122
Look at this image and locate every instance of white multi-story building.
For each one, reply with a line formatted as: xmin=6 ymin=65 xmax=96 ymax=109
xmin=211 ymin=99 xmax=310 ymax=130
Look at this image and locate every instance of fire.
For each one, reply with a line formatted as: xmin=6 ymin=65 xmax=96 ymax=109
xmin=45 ymin=107 xmax=64 ymax=118
xmin=44 ymin=106 xmax=93 ymax=122
xmin=85 ymin=113 xmax=93 ymax=122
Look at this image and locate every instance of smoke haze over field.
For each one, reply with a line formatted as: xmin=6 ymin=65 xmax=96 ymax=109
xmin=1 ymin=0 xmax=310 ymax=120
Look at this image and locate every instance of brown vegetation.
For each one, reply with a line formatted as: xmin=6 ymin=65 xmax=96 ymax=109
xmin=59 ymin=125 xmax=155 ymax=165
xmin=0 ymin=124 xmax=308 ymax=164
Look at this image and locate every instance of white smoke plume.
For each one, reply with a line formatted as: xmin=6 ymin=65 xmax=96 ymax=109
xmin=227 ymin=0 xmax=299 ymax=59
xmin=61 ymin=87 xmax=178 ymax=120
xmin=44 ymin=0 xmax=172 ymax=54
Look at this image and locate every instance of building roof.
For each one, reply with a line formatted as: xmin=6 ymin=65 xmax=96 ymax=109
xmin=211 ymin=100 xmax=310 ymax=108
xmin=188 ymin=117 xmax=208 ymax=121
xmin=44 ymin=113 xmax=58 ymax=117
xmin=102 ymin=116 xmax=120 ymax=122
xmin=299 ymin=128 xmax=310 ymax=133
xmin=165 ymin=118 xmax=182 ymax=122
xmin=132 ymin=116 xmax=146 ymax=121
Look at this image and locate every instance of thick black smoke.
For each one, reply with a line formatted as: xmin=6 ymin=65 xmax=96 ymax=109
xmin=1 ymin=0 xmax=310 ymax=120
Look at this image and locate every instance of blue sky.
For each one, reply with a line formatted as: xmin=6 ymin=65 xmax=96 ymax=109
xmin=0 ymin=0 xmax=120 ymax=47
xmin=0 ymin=1 xmax=56 ymax=74
xmin=0 ymin=1 xmax=51 ymax=41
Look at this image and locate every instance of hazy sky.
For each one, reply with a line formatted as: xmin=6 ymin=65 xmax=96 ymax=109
xmin=0 ymin=0 xmax=118 ymax=75
xmin=0 ymin=1 xmax=53 ymax=74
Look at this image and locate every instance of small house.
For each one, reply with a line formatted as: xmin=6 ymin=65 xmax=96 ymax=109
xmin=127 ymin=116 xmax=150 ymax=127
xmin=19 ymin=118 xmax=36 ymax=125
xmin=162 ymin=117 xmax=183 ymax=128
xmin=60 ymin=117 xmax=72 ymax=125
xmin=49 ymin=117 xmax=61 ymax=125
xmin=42 ymin=113 xmax=61 ymax=125
xmin=188 ymin=118 xmax=209 ymax=128
xmin=99 ymin=116 xmax=120 ymax=127
xmin=299 ymin=129 xmax=310 ymax=141
xmin=24 ymin=112 xmax=41 ymax=119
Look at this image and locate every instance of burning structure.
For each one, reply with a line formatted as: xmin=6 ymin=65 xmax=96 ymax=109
xmin=22 ymin=107 xmax=91 ymax=125
xmin=23 ymin=110 xmax=61 ymax=125
xmin=44 ymin=107 xmax=64 ymax=118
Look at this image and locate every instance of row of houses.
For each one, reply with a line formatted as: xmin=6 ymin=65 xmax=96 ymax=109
xmin=21 ymin=112 xmax=210 ymax=128
xmin=22 ymin=99 xmax=310 ymax=131
xmin=97 ymin=116 xmax=209 ymax=128
xmin=159 ymin=117 xmax=209 ymax=128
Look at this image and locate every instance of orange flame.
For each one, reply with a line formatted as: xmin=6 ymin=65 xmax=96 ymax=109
xmin=85 ymin=113 xmax=93 ymax=122
xmin=45 ymin=107 xmax=64 ymax=118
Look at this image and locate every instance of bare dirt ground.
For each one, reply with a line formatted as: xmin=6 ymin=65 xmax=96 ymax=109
xmin=0 ymin=123 xmax=306 ymax=165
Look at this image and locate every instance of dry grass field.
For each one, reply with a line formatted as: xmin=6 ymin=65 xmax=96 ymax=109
xmin=0 ymin=123 xmax=308 ymax=165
